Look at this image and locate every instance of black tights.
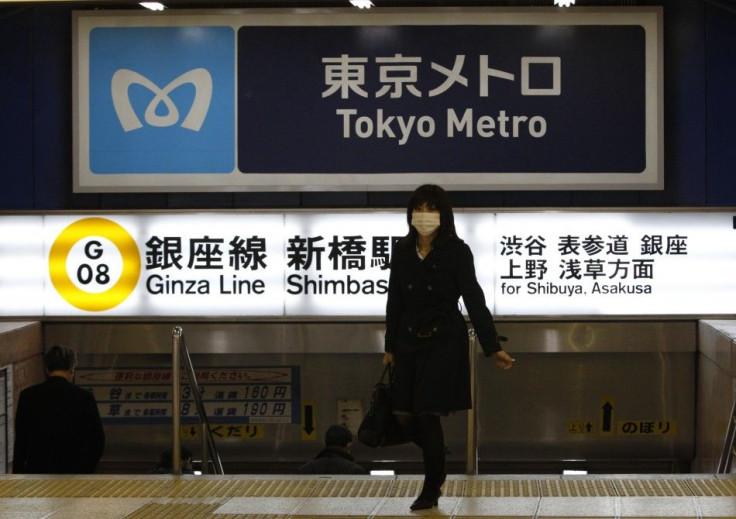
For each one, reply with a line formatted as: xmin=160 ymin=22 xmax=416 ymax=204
xmin=396 ymin=414 xmax=445 ymax=492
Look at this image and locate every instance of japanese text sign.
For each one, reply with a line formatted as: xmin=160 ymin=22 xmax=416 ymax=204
xmin=73 ymin=8 xmax=663 ymax=192
xmin=77 ymin=366 xmax=300 ymax=425
xmin=1 ymin=210 xmax=735 ymax=318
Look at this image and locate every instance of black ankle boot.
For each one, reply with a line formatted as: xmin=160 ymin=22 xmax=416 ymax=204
xmin=409 ymin=485 xmax=441 ymax=510
xmin=409 ymin=494 xmax=439 ymax=510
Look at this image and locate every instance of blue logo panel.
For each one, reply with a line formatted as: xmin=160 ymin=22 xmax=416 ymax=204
xmin=89 ymin=26 xmax=235 ymax=174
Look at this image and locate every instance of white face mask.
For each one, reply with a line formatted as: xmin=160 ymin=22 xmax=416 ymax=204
xmin=411 ymin=212 xmax=441 ymax=236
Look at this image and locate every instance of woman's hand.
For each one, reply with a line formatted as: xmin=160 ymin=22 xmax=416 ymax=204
xmin=382 ymin=352 xmax=394 ymax=366
xmin=492 ymin=350 xmax=515 ymax=370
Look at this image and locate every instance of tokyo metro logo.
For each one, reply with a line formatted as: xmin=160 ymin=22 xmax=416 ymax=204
xmin=49 ymin=218 xmax=141 ymax=312
xmin=89 ymin=26 xmax=235 ymax=174
xmin=111 ymin=68 xmax=213 ymax=132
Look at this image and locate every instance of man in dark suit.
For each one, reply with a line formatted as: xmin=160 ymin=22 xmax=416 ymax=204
xmin=13 ymin=345 xmax=105 ymax=474
xmin=297 ymin=424 xmax=368 ymax=475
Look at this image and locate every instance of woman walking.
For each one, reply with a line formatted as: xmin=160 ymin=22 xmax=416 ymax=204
xmin=383 ymin=184 xmax=515 ymax=510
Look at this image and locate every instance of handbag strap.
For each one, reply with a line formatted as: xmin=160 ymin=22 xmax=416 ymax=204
xmin=379 ymin=364 xmax=393 ymax=383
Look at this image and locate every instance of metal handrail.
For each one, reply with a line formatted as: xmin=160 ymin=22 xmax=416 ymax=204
xmin=172 ymin=327 xmax=181 ymax=474
xmin=716 ymin=397 xmax=736 ymax=474
xmin=466 ymin=329 xmax=478 ymax=475
xmin=172 ymin=326 xmax=224 ymax=475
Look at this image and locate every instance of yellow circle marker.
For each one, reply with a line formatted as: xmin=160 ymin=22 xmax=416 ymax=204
xmin=49 ymin=217 xmax=141 ymax=311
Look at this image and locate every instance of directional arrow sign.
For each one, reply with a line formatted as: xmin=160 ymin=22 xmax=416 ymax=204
xmin=301 ymin=401 xmax=317 ymax=441
xmin=600 ymin=398 xmax=615 ymax=436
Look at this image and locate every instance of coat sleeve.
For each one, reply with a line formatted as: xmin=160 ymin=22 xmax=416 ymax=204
xmin=384 ymin=246 xmax=404 ymax=354
xmin=455 ymin=242 xmax=502 ymax=357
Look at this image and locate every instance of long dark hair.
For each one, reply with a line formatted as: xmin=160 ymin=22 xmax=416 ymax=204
xmin=404 ymin=184 xmax=458 ymax=242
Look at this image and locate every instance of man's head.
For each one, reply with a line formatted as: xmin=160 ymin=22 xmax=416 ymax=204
xmin=45 ymin=345 xmax=77 ymax=380
xmin=160 ymin=447 xmax=193 ymax=470
xmin=324 ymin=424 xmax=353 ymax=448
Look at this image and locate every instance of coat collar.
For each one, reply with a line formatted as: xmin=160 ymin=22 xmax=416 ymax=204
xmin=401 ymin=234 xmax=460 ymax=256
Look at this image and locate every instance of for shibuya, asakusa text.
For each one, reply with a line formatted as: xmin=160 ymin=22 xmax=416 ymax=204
xmin=500 ymin=281 xmax=653 ymax=296
xmin=336 ymin=107 xmax=547 ymax=145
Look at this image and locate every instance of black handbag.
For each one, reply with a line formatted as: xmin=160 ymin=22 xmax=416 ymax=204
xmin=357 ymin=365 xmax=408 ymax=448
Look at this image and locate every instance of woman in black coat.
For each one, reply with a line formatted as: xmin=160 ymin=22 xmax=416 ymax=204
xmin=382 ymin=184 xmax=514 ymax=510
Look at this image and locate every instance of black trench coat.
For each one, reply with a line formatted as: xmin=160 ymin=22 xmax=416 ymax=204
xmin=384 ymin=235 xmax=501 ymax=414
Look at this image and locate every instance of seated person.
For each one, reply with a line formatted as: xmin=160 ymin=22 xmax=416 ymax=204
xmin=298 ymin=424 xmax=368 ymax=475
xmin=153 ymin=447 xmax=194 ymax=474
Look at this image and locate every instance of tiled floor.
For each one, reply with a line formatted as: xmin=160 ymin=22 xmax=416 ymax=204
xmin=0 ymin=474 xmax=733 ymax=518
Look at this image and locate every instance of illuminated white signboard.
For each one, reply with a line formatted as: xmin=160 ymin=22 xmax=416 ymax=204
xmin=0 ymin=216 xmax=44 ymax=314
xmin=0 ymin=211 xmax=734 ymax=318
xmin=492 ymin=212 xmax=736 ymax=316
xmin=281 ymin=212 xmax=495 ymax=316
xmin=42 ymin=214 xmax=285 ymax=316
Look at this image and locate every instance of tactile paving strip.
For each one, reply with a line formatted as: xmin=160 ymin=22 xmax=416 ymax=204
xmin=86 ymin=478 xmax=173 ymax=497
xmin=0 ymin=478 xmax=96 ymax=497
xmin=219 ymin=516 xmax=288 ymax=519
xmin=235 ymin=478 xmax=318 ymax=497
xmin=464 ymin=478 xmax=539 ymax=497
xmin=387 ymin=479 xmax=423 ymax=498
xmin=442 ymin=478 xmax=466 ymax=497
xmin=123 ymin=500 xmax=222 ymax=519
xmin=313 ymin=478 xmax=391 ymax=498
xmin=540 ymin=478 xmax=616 ymax=497
xmin=167 ymin=478 xmax=248 ymax=497
xmin=0 ymin=475 xmax=733 ymax=519
xmin=613 ymin=478 xmax=691 ymax=497
xmin=686 ymin=477 xmax=736 ymax=496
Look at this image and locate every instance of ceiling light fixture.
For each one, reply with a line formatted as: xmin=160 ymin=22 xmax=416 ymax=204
xmin=350 ymin=0 xmax=374 ymax=9
xmin=140 ymin=2 xmax=166 ymax=10
xmin=554 ymin=0 xmax=575 ymax=6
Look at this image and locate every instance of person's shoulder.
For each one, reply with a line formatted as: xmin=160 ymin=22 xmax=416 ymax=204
xmin=436 ymin=235 xmax=468 ymax=252
xmin=392 ymin=236 xmax=413 ymax=252
xmin=20 ymin=380 xmax=45 ymax=392
xmin=18 ymin=381 xmax=45 ymax=400
xmin=389 ymin=236 xmax=414 ymax=262
xmin=64 ymin=382 xmax=97 ymax=403
xmin=74 ymin=386 xmax=97 ymax=401
xmin=435 ymin=234 xmax=464 ymax=245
